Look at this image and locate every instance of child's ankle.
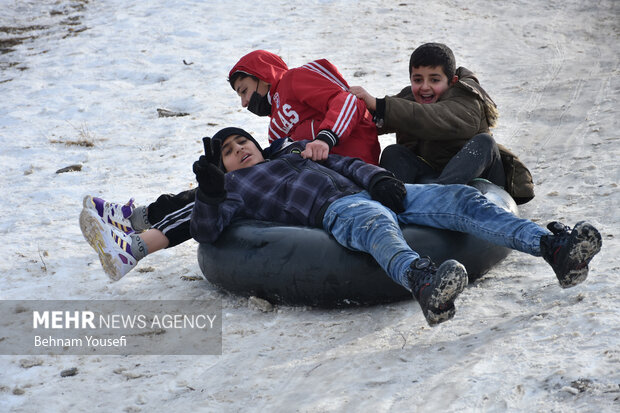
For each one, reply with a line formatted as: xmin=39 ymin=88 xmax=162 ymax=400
xmin=129 ymin=234 xmax=148 ymax=260
xmin=129 ymin=206 xmax=150 ymax=231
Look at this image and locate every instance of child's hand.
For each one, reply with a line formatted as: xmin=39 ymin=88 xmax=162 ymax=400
xmin=203 ymin=136 xmax=222 ymax=166
xmin=192 ymin=137 xmax=226 ymax=200
xmin=369 ymin=175 xmax=406 ymax=213
xmin=301 ymin=140 xmax=330 ymax=161
xmin=349 ymin=86 xmax=377 ymax=111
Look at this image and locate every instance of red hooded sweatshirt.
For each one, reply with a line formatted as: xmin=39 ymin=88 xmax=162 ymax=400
xmin=229 ymin=50 xmax=380 ymax=164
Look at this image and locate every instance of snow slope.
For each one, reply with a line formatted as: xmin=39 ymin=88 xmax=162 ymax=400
xmin=0 ymin=0 xmax=618 ymax=411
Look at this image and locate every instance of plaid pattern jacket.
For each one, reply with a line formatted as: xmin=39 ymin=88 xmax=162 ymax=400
xmin=190 ymin=140 xmax=387 ymax=244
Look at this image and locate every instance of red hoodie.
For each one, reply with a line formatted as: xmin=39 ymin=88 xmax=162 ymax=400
xmin=229 ymin=50 xmax=380 ymax=164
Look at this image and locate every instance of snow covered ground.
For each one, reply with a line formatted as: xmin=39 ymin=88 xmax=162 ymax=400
xmin=0 ymin=0 xmax=618 ymax=411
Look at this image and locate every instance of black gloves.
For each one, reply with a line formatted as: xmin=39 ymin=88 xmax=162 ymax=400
xmin=193 ymin=137 xmax=226 ymax=203
xmin=369 ymin=173 xmax=406 ymax=213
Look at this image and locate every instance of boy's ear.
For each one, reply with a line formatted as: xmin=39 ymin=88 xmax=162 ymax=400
xmin=450 ymin=75 xmax=459 ymax=85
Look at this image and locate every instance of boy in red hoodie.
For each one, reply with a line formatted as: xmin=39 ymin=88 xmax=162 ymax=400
xmin=228 ymin=50 xmax=380 ymax=165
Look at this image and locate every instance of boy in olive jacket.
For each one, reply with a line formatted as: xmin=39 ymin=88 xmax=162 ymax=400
xmin=351 ymin=43 xmax=534 ymax=204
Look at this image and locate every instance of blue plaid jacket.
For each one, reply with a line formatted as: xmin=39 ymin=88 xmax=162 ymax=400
xmin=190 ymin=140 xmax=388 ymax=244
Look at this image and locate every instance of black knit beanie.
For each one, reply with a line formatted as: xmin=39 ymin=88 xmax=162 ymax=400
xmin=210 ymin=127 xmax=263 ymax=171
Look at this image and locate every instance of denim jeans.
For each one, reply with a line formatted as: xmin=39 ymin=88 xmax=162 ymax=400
xmin=322 ymin=184 xmax=549 ymax=290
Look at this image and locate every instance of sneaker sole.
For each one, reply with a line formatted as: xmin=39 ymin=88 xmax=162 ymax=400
xmin=79 ymin=208 xmax=124 ymax=281
xmin=558 ymin=221 xmax=602 ymax=288
xmin=82 ymin=194 xmax=94 ymax=209
xmin=424 ymin=260 xmax=468 ymax=326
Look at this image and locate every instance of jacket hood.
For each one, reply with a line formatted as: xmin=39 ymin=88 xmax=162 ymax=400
xmin=455 ymin=67 xmax=499 ymax=127
xmin=228 ymin=50 xmax=289 ymax=88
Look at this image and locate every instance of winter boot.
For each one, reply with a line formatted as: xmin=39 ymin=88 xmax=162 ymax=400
xmin=407 ymin=257 xmax=468 ymax=326
xmin=540 ymin=221 xmax=602 ymax=288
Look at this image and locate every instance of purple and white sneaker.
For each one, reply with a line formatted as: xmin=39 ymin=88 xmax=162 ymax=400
xmin=79 ymin=207 xmax=138 ymax=281
xmin=83 ymin=195 xmax=135 ymax=234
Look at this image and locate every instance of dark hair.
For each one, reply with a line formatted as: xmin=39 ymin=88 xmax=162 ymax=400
xmin=409 ymin=43 xmax=456 ymax=79
xmin=228 ymin=71 xmax=259 ymax=90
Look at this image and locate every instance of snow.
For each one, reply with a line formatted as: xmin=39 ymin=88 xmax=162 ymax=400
xmin=1 ymin=0 xmax=619 ymax=411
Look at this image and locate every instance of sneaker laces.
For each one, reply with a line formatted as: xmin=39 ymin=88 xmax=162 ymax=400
xmin=547 ymin=221 xmax=570 ymax=235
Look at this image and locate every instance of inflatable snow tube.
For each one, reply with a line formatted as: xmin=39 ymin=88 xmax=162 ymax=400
xmin=198 ymin=180 xmax=518 ymax=307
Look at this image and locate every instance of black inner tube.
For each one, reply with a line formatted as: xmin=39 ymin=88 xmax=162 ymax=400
xmin=198 ymin=181 xmax=518 ymax=307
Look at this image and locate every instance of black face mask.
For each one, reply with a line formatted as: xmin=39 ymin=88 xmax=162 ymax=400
xmin=247 ymin=87 xmax=272 ymax=117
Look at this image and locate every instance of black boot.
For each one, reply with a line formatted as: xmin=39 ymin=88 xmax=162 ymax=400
xmin=540 ymin=221 xmax=602 ymax=288
xmin=407 ymin=257 xmax=468 ymax=326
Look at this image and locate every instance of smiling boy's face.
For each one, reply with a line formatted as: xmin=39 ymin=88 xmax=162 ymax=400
xmin=221 ymin=134 xmax=265 ymax=172
xmin=410 ymin=65 xmax=457 ymax=104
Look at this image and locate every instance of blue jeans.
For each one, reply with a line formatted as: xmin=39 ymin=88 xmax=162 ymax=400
xmin=322 ymin=184 xmax=549 ymax=290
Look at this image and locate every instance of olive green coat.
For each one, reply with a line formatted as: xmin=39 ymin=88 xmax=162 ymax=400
xmin=381 ymin=67 xmax=534 ymax=204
